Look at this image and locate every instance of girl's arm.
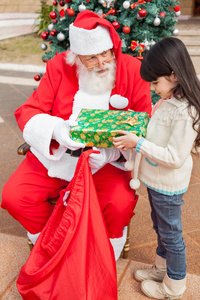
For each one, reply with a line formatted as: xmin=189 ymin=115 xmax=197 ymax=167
xmin=114 ymin=118 xmax=197 ymax=169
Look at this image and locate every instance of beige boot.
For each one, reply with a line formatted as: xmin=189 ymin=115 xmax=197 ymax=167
xmin=141 ymin=274 xmax=186 ymax=299
xmin=134 ymin=254 xmax=166 ymax=282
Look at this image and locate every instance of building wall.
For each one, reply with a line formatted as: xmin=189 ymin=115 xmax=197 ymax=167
xmin=179 ymin=0 xmax=194 ymax=15
xmin=0 ymin=0 xmax=52 ymax=13
xmin=0 ymin=0 xmax=196 ymax=15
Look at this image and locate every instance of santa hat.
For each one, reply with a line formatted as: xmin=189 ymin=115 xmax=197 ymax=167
xmin=69 ymin=10 xmax=121 ymax=57
xmin=69 ymin=23 xmax=113 ymax=55
xmin=124 ymin=149 xmax=142 ymax=190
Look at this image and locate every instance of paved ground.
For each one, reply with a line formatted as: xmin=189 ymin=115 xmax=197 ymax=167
xmin=0 ymin=13 xmax=200 ymax=300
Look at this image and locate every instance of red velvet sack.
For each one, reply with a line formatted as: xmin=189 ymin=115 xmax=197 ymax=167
xmin=17 ymin=150 xmax=117 ymax=300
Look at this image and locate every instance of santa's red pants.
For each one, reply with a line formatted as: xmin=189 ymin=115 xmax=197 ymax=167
xmin=2 ymin=152 xmax=137 ymax=238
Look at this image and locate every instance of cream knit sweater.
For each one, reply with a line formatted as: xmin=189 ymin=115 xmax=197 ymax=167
xmin=136 ymin=97 xmax=198 ymax=195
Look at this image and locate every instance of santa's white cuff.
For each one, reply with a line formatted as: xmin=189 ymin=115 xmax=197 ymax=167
xmin=23 ymin=114 xmax=66 ymax=161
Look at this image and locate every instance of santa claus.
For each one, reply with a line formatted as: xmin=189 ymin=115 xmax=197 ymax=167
xmin=2 ymin=10 xmax=151 ymax=260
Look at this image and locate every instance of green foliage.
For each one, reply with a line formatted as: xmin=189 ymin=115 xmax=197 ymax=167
xmin=33 ymin=0 xmax=53 ymax=35
xmin=39 ymin=0 xmax=180 ymax=104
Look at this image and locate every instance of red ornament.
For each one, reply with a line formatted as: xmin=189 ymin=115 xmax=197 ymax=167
xmin=59 ymin=9 xmax=65 ymax=17
xmin=122 ymin=26 xmax=131 ymax=34
xmin=53 ymin=1 xmax=58 ymax=5
xmin=67 ymin=8 xmax=75 ymax=17
xmin=139 ymin=9 xmax=147 ymax=18
xmin=174 ymin=5 xmax=180 ymax=12
xmin=65 ymin=0 xmax=72 ymax=2
xmin=112 ymin=21 xmax=120 ymax=30
xmin=41 ymin=32 xmax=48 ymax=40
xmin=34 ymin=75 xmax=40 ymax=81
xmin=159 ymin=12 xmax=166 ymax=18
xmin=59 ymin=1 xmax=65 ymax=6
xmin=49 ymin=11 xmax=57 ymax=19
xmin=50 ymin=30 xmax=56 ymax=36
xmin=52 ymin=19 xmax=58 ymax=23
xmin=145 ymin=0 xmax=152 ymax=2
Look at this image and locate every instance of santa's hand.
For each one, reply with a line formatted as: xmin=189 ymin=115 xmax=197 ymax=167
xmin=89 ymin=147 xmax=120 ymax=169
xmin=53 ymin=120 xmax=85 ymax=151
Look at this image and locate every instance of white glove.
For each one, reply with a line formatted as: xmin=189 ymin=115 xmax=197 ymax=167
xmin=89 ymin=147 xmax=120 ymax=169
xmin=53 ymin=120 xmax=85 ymax=151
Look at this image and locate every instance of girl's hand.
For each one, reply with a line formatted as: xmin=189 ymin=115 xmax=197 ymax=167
xmin=113 ymin=130 xmax=140 ymax=151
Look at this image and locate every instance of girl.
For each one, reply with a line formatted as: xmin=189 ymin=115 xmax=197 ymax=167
xmin=113 ymin=37 xmax=200 ymax=299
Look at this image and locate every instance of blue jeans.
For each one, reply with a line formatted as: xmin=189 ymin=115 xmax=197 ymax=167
xmin=147 ymin=188 xmax=187 ymax=280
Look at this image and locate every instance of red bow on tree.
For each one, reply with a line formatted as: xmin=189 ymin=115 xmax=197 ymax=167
xmin=130 ymin=0 xmax=146 ymax=10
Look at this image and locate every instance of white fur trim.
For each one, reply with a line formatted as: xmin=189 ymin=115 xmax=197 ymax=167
xmin=23 ymin=114 xmax=66 ymax=161
xmin=130 ymin=152 xmax=142 ymax=190
xmin=27 ymin=232 xmax=40 ymax=245
xmin=110 ymin=226 xmax=127 ymax=261
xmin=69 ymin=24 xmax=113 ymax=55
xmin=110 ymin=94 xmax=129 ymax=109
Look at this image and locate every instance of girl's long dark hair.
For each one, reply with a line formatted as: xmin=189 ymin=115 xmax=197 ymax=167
xmin=140 ymin=37 xmax=200 ymax=152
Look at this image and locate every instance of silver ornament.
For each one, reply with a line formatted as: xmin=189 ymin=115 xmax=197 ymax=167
xmin=150 ymin=39 xmax=156 ymax=46
xmin=153 ymin=16 xmax=161 ymax=26
xmin=123 ymin=1 xmax=130 ymax=9
xmin=79 ymin=3 xmax=86 ymax=12
xmin=48 ymin=23 xmax=54 ymax=31
xmin=137 ymin=14 xmax=143 ymax=20
xmin=57 ymin=32 xmax=65 ymax=41
xmin=41 ymin=43 xmax=47 ymax=51
xmin=175 ymin=10 xmax=181 ymax=17
xmin=173 ymin=28 xmax=179 ymax=36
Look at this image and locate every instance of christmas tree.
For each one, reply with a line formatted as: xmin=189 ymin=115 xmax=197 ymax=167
xmin=37 ymin=0 xmax=181 ymax=103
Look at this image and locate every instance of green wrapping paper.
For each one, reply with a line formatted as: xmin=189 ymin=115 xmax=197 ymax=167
xmin=70 ymin=109 xmax=149 ymax=148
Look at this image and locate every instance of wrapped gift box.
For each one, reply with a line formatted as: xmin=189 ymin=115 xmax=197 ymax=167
xmin=70 ymin=108 xmax=149 ymax=148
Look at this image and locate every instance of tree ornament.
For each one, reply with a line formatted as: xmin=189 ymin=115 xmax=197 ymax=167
xmin=59 ymin=1 xmax=65 ymax=6
xmin=139 ymin=9 xmax=147 ymax=18
xmin=131 ymin=40 xmax=138 ymax=51
xmin=137 ymin=14 xmax=143 ymax=20
xmin=153 ymin=16 xmax=160 ymax=26
xmin=145 ymin=0 xmax=152 ymax=1
xmin=123 ymin=1 xmax=130 ymax=9
xmin=175 ymin=10 xmax=181 ymax=17
xmin=122 ymin=26 xmax=131 ymax=34
xmin=50 ymin=30 xmax=57 ymax=36
xmin=130 ymin=0 xmax=146 ymax=10
xmin=173 ymin=28 xmax=179 ymax=36
xmin=53 ymin=1 xmax=58 ymax=6
xmin=174 ymin=5 xmax=180 ymax=12
xmin=57 ymin=32 xmax=65 ymax=41
xmin=79 ymin=3 xmax=86 ymax=12
xmin=59 ymin=8 xmax=65 ymax=17
xmin=67 ymin=8 xmax=75 ymax=17
xmin=138 ymin=43 xmax=144 ymax=53
xmin=98 ymin=0 xmax=105 ymax=3
xmin=40 ymin=43 xmax=48 ymax=51
xmin=150 ymin=39 xmax=155 ymax=46
xmin=41 ymin=32 xmax=48 ymax=40
xmin=34 ymin=75 xmax=40 ymax=81
xmin=143 ymin=38 xmax=150 ymax=50
xmin=48 ymin=23 xmax=54 ymax=31
xmin=49 ymin=11 xmax=57 ymax=19
xmin=65 ymin=0 xmax=72 ymax=2
xmin=159 ymin=12 xmax=166 ymax=18
xmin=112 ymin=20 xmax=120 ymax=30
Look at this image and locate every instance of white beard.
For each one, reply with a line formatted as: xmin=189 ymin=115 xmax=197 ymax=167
xmin=66 ymin=51 xmax=116 ymax=95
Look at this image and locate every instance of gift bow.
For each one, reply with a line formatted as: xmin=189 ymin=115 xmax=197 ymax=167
xmin=130 ymin=0 xmax=146 ymax=10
